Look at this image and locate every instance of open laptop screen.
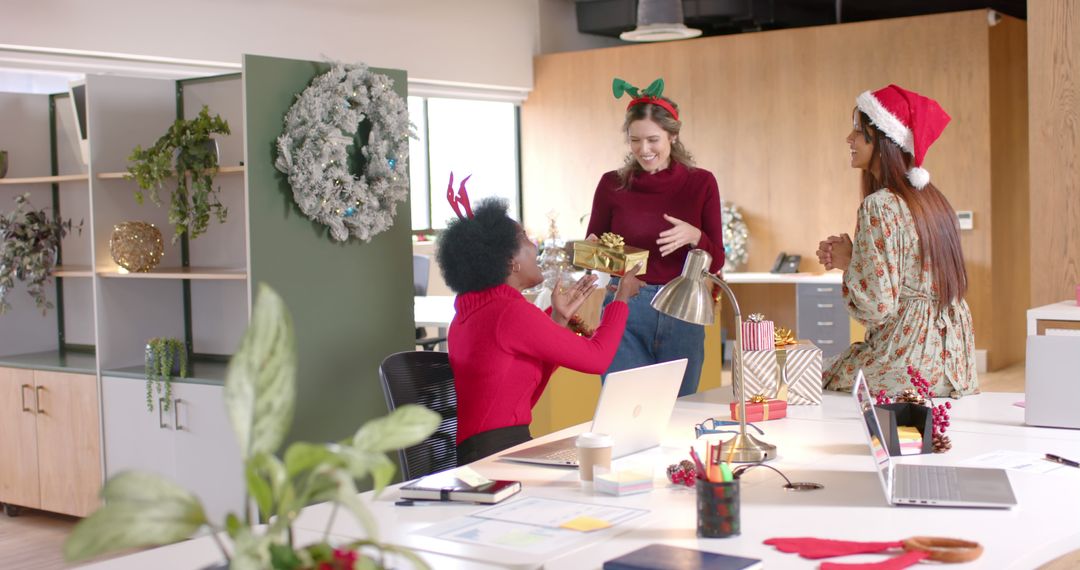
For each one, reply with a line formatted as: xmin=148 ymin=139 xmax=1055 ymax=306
xmin=852 ymin=371 xmax=894 ymax=498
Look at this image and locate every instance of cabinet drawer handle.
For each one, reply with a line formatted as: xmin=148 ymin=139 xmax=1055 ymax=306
xmin=816 ymin=321 xmax=834 ymax=327
xmin=816 ymin=339 xmax=836 ymax=345
xmin=159 ymin=398 xmax=168 ymax=429
xmin=815 ymin=287 xmax=835 ymax=293
xmin=174 ymin=399 xmax=183 ymax=431
xmin=35 ymin=386 xmax=45 ymax=414
xmin=816 ymin=303 xmax=835 ymax=309
xmin=21 ymin=384 xmax=33 ymax=412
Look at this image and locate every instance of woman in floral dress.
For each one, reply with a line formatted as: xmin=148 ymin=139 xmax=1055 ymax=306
xmin=818 ymin=85 xmax=978 ymax=397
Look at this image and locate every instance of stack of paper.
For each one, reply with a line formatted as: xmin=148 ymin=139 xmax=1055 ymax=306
xmin=897 ymin=425 xmax=924 ymax=455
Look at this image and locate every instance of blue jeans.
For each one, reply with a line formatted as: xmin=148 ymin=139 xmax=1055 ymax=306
xmin=602 ymin=281 xmax=705 ymax=397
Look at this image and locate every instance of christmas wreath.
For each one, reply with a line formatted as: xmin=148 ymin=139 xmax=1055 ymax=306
xmin=275 ymin=63 xmax=412 ymax=242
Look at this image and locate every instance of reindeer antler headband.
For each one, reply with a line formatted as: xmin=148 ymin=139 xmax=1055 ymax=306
xmin=612 ymin=77 xmax=679 ymax=121
xmin=446 ymin=172 xmax=473 ymax=220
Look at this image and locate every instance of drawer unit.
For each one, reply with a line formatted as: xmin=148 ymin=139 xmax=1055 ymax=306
xmin=796 ymin=284 xmax=850 ymax=359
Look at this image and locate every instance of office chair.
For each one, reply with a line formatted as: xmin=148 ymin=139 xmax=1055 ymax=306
xmin=378 ymin=350 xmax=458 ymax=480
xmin=413 ymin=254 xmax=447 ymax=351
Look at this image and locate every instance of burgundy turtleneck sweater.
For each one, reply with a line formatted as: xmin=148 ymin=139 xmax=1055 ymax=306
xmin=586 ymin=161 xmax=725 ymax=284
xmin=448 ymin=284 xmax=629 ymax=445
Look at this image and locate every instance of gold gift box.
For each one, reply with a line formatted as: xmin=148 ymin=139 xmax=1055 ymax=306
xmin=572 ymin=240 xmax=648 ymax=277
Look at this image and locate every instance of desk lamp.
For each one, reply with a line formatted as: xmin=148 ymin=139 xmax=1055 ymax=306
xmin=651 ymin=249 xmax=776 ymax=462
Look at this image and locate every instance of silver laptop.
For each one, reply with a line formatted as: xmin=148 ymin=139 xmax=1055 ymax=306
xmin=501 ymin=359 xmax=688 ymax=466
xmin=1025 ymin=335 xmax=1080 ymax=429
xmin=852 ymin=371 xmax=1017 ymax=508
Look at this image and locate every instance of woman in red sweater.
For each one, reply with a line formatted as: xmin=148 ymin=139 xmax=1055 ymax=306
xmin=437 ymin=198 xmax=643 ymax=465
xmin=587 ymin=78 xmax=726 ymax=397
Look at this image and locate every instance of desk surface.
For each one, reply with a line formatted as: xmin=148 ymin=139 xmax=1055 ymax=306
xmin=89 ymin=392 xmax=1080 ymax=569
xmin=415 ymin=295 xmax=456 ymax=328
xmin=291 ymin=388 xmax=1080 ymax=570
xmin=722 ymin=271 xmax=843 ymax=284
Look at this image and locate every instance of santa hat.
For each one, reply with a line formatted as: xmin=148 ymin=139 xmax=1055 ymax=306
xmin=855 ymin=84 xmax=950 ymax=190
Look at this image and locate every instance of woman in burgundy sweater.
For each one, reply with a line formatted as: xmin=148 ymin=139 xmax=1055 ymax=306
xmin=437 ymin=198 xmax=644 ymax=465
xmin=587 ymin=79 xmax=726 ymax=397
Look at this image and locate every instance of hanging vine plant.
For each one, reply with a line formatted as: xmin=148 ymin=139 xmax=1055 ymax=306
xmin=0 ymin=193 xmax=81 ymax=315
xmin=127 ymin=106 xmax=231 ymax=244
xmin=274 ymin=62 xmax=412 ymax=243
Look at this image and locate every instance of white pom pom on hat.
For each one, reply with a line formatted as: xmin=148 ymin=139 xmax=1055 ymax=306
xmin=907 ymin=167 xmax=930 ymax=189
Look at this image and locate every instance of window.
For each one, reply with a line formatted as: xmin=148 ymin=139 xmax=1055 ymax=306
xmin=408 ymin=96 xmax=520 ymax=231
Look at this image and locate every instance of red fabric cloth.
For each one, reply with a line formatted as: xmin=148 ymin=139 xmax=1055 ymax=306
xmin=821 ymin=551 xmax=931 ymax=570
xmin=586 ymin=161 xmax=725 ymax=285
xmin=764 ymin=538 xmax=903 ymax=559
xmin=449 ymin=284 xmax=629 ymax=444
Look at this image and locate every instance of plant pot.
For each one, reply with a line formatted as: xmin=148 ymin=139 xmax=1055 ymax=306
xmin=145 ymin=342 xmax=185 ymax=377
xmin=0 ymin=150 xmax=8 ymax=178
xmin=174 ymin=139 xmax=220 ymax=166
xmin=874 ymin=403 xmax=934 ymax=456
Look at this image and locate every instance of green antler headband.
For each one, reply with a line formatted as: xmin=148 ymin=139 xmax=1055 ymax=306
xmin=612 ymin=77 xmax=678 ymax=120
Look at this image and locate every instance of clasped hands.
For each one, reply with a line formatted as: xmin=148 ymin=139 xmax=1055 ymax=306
xmin=817 ymin=233 xmax=853 ymax=271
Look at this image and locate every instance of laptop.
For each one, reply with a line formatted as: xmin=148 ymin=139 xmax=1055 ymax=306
xmin=852 ymin=371 xmax=1016 ymax=508
xmin=501 ymin=359 xmax=688 ymax=467
xmin=1025 ymin=335 xmax=1080 ymax=429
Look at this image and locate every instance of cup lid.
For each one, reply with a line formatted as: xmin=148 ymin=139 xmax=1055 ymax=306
xmin=576 ymin=432 xmax=614 ymax=448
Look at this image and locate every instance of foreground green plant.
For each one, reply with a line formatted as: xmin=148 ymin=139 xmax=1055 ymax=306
xmin=127 ymin=106 xmax=230 ymax=243
xmin=65 ymin=284 xmax=439 ymax=570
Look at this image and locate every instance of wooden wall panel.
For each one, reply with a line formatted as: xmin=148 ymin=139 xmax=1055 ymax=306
xmin=1029 ymin=1 xmax=1080 ymax=307
xmin=523 ymin=10 xmax=1017 ymax=361
xmin=989 ymin=16 xmax=1030 ymax=369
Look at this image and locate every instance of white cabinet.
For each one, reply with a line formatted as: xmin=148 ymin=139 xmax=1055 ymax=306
xmin=102 ymin=377 xmax=244 ymax=523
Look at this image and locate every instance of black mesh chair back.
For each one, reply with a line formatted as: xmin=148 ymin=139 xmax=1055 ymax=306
xmin=379 ymin=350 xmax=458 ymax=480
xmin=413 ymin=254 xmax=447 ymax=351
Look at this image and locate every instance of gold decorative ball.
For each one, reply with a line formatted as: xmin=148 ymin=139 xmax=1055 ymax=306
xmin=110 ymin=221 xmax=164 ymax=272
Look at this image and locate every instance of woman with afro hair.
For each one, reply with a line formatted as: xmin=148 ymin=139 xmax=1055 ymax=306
xmin=438 ymin=197 xmax=643 ymax=465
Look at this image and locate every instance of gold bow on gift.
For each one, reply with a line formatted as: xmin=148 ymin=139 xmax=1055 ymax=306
xmin=747 ymin=313 xmax=766 ymax=323
xmin=749 ymin=394 xmax=769 ymax=404
xmin=774 ymin=327 xmax=797 ymax=347
xmin=599 ymin=232 xmax=625 ymax=249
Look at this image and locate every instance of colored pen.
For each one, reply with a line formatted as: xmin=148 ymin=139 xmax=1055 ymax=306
xmin=707 ymin=443 xmax=720 ymax=482
xmin=1045 ymin=453 xmax=1080 ymax=468
xmin=689 ymin=446 xmax=708 ymax=480
xmin=394 ymin=500 xmax=469 ymax=506
xmin=720 ymin=462 xmax=734 ymax=482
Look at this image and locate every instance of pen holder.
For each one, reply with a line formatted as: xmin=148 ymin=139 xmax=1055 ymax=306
xmin=696 ymin=478 xmax=740 ymax=538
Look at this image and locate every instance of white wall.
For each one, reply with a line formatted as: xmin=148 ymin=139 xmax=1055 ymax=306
xmin=5 ymin=0 xmax=542 ymax=89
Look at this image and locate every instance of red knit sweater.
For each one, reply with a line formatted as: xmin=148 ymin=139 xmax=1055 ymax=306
xmin=586 ymin=161 xmax=725 ymax=284
xmin=448 ymin=284 xmax=630 ymax=445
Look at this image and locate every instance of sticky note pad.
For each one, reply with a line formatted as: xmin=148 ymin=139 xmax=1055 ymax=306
xmin=560 ymin=516 xmax=612 ymax=532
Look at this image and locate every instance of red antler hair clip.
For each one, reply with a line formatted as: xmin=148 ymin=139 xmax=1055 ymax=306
xmin=446 ymin=172 xmax=474 ymax=220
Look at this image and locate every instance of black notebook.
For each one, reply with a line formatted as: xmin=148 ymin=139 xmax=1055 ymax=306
xmin=399 ymin=470 xmax=521 ymax=504
xmin=603 ymin=544 xmax=763 ymax=570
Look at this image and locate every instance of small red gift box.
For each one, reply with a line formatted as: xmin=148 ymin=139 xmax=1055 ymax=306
xmin=729 ymin=397 xmax=788 ymax=422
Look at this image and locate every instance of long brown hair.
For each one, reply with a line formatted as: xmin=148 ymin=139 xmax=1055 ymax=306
xmin=857 ymin=111 xmax=968 ymax=311
xmin=616 ymin=96 xmax=695 ymax=188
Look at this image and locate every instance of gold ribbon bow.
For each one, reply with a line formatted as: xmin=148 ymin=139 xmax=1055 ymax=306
xmin=774 ymin=327 xmax=797 ymax=347
xmin=749 ymin=394 xmax=769 ymax=404
xmin=599 ymin=232 xmax=625 ymax=250
xmin=747 ymin=313 xmax=766 ymax=323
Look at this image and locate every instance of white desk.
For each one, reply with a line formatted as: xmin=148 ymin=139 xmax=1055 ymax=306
xmin=1027 ymin=300 xmax=1080 ymax=335
xmin=721 ymin=271 xmax=843 ymax=285
xmin=414 ymin=295 xmax=455 ymax=328
xmin=283 ymin=388 xmax=1080 ymax=569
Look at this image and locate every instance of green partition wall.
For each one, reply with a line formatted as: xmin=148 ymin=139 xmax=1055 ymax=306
xmin=243 ymin=54 xmax=414 ymax=448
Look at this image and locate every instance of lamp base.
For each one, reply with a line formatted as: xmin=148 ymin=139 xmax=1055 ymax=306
xmin=721 ymin=432 xmax=777 ymax=463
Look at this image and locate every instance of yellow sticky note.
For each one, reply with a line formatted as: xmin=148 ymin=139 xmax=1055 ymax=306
xmin=559 ymin=516 xmax=612 ymax=532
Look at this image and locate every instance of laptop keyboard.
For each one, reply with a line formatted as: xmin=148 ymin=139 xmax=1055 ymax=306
xmin=895 ymin=465 xmax=963 ymax=503
xmin=542 ymin=447 xmax=579 ymax=463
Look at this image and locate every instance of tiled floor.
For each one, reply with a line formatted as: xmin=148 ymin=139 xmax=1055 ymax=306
xmin=0 ymin=363 xmax=1044 ymax=569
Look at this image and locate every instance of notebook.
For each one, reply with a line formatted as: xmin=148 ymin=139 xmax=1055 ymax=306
xmin=852 ymin=371 xmax=1017 ymax=508
xmin=399 ymin=467 xmax=521 ymax=504
xmin=501 ymin=359 xmax=687 ymax=466
xmin=603 ymin=544 xmax=763 ymax=570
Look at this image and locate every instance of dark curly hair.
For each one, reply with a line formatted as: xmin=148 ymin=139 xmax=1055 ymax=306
xmin=436 ymin=198 xmax=521 ymax=294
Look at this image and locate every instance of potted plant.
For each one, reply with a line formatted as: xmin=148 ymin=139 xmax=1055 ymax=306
xmin=64 ymin=284 xmax=440 ymax=570
xmin=0 ymin=193 xmax=80 ymax=315
xmin=127 ymin=106 xmax=231 ymax=244
xmin=145 ymin=337 xmax=188 ymax=412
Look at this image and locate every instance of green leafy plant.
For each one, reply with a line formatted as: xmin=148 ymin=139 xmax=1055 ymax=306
xmin=145 ymin=337 xmax=188 ymax=412
xmin=0 ymin=193 xmax=81 ymax=315
xmin=127 ymin=106 xmax=230 ymax=244
xmin=65 ymin=284 xmax=440 ymax=570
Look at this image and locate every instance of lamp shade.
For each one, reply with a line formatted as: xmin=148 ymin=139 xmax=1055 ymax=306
xmin=651 ymin=249 xmax=715 ymax=325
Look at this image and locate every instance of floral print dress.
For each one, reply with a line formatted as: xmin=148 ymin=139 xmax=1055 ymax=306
xmin=824 ymin=189 xmax=978 ymax=397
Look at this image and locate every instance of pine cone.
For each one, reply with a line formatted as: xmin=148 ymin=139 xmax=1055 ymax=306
xmin=895 ymin=388 xmax=927 ymax=406
xmin=932 ymin=433 xmax=952 ymax=453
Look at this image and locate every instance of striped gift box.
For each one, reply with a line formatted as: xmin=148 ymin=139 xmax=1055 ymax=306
xmin=740 ymin=319 xmax=774 ymax=351
xmin=734 ymin=340 xmax=823 ymax=405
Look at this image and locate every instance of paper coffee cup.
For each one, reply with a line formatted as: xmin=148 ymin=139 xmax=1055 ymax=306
xmin=576 ymin=432 xmax=613 ymax=482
